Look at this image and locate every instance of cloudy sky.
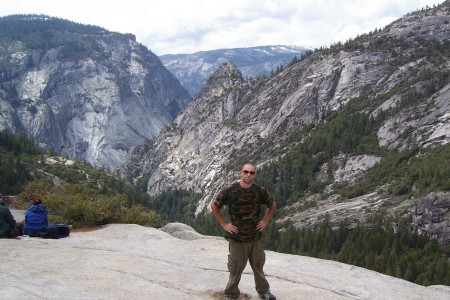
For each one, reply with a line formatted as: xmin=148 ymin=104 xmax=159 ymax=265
xmin=0 ymin=0 xmax=444 ymax=55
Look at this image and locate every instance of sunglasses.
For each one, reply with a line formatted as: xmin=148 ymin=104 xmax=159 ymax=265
xmin=242 ymin=170 xmax=256 ymax=175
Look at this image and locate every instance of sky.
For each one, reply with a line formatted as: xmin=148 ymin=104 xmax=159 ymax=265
xmin=0 ymin=0 xmax=444 ymax=55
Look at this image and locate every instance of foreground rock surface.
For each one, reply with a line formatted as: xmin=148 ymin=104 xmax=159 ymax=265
xmin=2 ymin=223 xmax=449 ymax=300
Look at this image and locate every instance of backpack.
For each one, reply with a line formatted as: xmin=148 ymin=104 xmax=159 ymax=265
xmin=41 ymin=223 xmax=70 ymax=239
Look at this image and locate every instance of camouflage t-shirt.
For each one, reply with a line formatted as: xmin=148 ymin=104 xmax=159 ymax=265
xmin=214 ymin=182 xmax=274 ymax=242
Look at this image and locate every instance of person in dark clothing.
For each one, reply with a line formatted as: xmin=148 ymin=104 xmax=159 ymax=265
xmin=211 ymin=163 xmax=277 ymax=300
xmin=0 ymin=193 xmax=21 ymax=238
xmin=23 ymin=198 xmax=48 ymax=237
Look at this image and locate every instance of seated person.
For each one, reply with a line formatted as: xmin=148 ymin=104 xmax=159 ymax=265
xmin=0 ymin=193 xmax=21 ymax=238
xmin=23 ymin=198 xmax=48 ymax=237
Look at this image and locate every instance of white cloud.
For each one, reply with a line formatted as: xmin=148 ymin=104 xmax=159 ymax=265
xmin=0 ymin=0 xmax=444 ymax=55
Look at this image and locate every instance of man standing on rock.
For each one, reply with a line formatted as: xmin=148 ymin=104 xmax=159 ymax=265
xmin=211 ymin=163 xmax=277 ymax=300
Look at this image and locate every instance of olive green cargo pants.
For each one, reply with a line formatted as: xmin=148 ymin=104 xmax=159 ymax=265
xmin=225 ymin=239 xmax=270 ymax=299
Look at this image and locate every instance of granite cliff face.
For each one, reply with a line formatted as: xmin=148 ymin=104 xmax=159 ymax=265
xmin=125 ymin=3 xmax=450 ymax=243
xmin=0 ymin=15 xmax=191 ymax=170
xmin=412 ymin=192 xmax=450 ymax=245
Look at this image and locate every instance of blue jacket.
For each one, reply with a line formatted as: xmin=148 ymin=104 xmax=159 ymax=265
xmin=24 ymin=204 xmax=48 ymax=236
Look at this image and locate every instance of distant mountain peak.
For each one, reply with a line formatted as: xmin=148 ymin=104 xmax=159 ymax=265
xmin=159 ymin=45 xmax=309 ymax=97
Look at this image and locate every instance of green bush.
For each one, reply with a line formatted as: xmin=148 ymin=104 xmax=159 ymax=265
xmin=121 ymin=206 xmax=160 ymax=227
xmin=17 ymin=180 xmax=161 ymax=228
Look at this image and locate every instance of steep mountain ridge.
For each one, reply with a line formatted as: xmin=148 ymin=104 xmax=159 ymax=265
xmin=0 ymin=15 xmax=191 ymax=171
xmin=124 ymin=3 xmax=450 ymax=243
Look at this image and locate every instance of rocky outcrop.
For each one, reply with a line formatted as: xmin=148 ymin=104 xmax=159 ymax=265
xmin=333 ymin=155 xmax=382 ymax=184
xmin=3 ymin=223 xmax=450 ymax=299
xmin=412 ymin=192 xmax=450 ymax=245
xmin=0 ymin=15 xmax=191 ymax=171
